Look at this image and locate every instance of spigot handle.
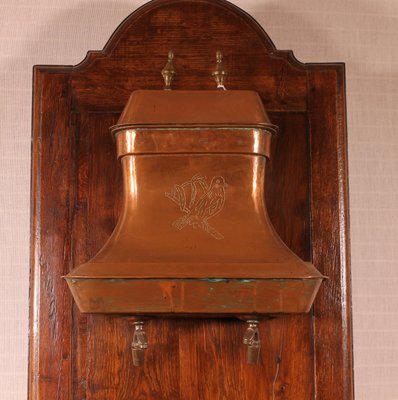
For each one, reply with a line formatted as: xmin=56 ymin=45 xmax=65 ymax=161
xmin=247 ymin=342 xmax=261 ymax=365
xmin=243 ymin=320 xmax=261 ymax=365
xmin=131 ymin=321 xmax=148 ymax=367
xmin=132 ymin=348 xmax=145 ymax=367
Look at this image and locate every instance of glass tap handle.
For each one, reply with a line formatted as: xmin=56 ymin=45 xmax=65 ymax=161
xmin=243 ymin=320 xmax=261 ymax=365
xmin=131 ymin=321 xmax=148 ymax=367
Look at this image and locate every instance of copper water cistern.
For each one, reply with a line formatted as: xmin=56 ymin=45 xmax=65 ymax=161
xmin=64 ymin=52 xmax=325 ymax=366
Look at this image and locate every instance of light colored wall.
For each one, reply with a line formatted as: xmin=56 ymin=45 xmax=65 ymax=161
xmin=0 ymin=1 xmax=397 ymax=399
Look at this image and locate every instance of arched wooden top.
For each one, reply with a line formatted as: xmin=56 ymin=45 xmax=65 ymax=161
xmin=34 ymin=0 xmax=339 ymax=112
xmin=79 ymin=0 xmax=282 ymax=68
xmin=103 ymin=0 xmax=280 ymax=56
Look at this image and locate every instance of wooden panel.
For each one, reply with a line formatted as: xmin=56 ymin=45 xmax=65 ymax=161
xmin=308 ymin=67 xmax=353 ymax=400
xmin=30 ymin=71 xmax=73 ymax=400
xmin=29 ymin=1 xmax=353 ymax=399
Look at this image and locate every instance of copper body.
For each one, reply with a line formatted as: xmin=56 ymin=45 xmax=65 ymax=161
xmin=65 ymin=90 xmax=324 ymax=315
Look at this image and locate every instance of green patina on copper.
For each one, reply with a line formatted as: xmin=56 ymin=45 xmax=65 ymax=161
xmin=278 ymin=279 xmax=287 ymax=289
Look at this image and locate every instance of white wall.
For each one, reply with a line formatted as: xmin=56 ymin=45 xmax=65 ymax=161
xmin=0 ymin=1 xmax=397 ymax=398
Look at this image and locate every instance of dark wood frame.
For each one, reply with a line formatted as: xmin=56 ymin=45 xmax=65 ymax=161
xmin=29 ymin=0 xmax=353 ymax=398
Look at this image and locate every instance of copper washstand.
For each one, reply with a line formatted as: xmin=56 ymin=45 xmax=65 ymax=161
xmin=64 ymin=89 xmax=325 ymax=365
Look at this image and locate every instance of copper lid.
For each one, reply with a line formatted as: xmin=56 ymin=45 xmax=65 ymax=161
xmin=111 ymin=90 xmax=277 ymax=134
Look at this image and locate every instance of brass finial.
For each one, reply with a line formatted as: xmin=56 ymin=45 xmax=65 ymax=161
xmin=212 ymin=51 xmax=227 ymax=90
xmin=161 ymin=50 xmax=176 ymax=90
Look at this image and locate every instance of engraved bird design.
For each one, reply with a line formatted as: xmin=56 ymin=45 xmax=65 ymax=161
xmin=165 ymin=174 xmax=227 ymax=240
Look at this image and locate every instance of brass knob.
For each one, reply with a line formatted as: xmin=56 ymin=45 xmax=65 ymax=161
xmin=212 ymin=50 xmax=227 ymax=90
xmin=161 ymin=50 xmax=176 ymax=90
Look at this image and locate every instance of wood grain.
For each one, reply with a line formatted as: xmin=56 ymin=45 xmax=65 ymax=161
xmin=308 ymin=67 xmax=354 ymax=400
xmin=29 ymin=0 xmax=353 ymax=399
